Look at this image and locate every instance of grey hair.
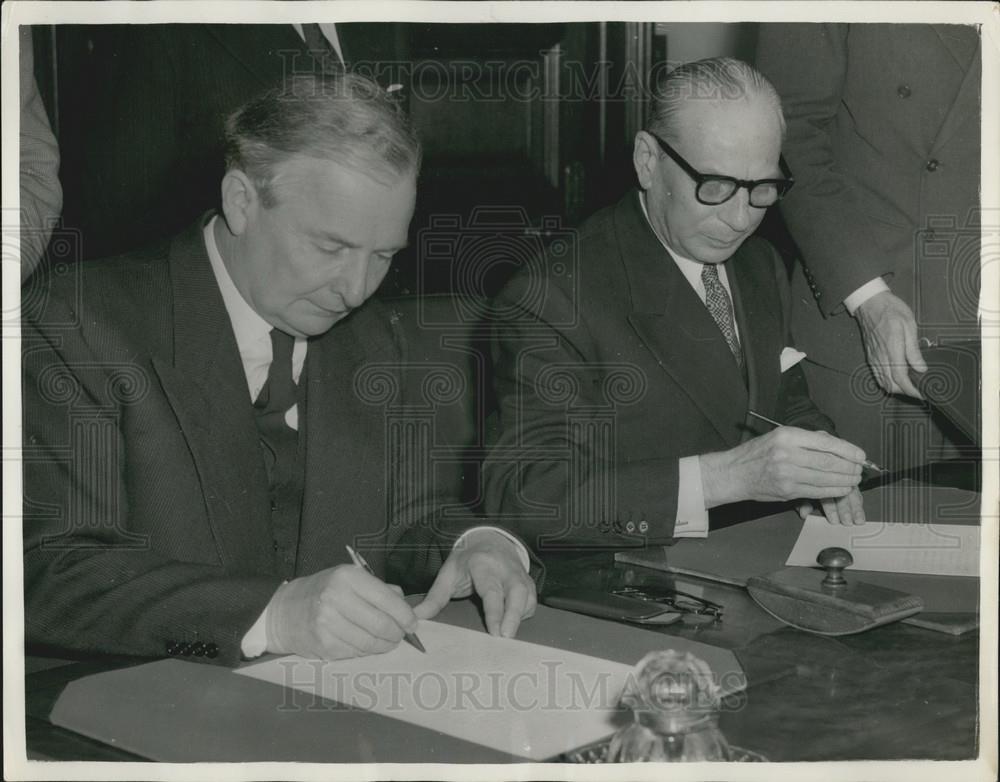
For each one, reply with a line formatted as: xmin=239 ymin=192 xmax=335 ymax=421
xmin=224 ymin=72 xmax=422 ymax=207
xmin=646 ymin=57 xmax=786 ymax=142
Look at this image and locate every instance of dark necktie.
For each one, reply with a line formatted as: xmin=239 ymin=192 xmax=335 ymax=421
xmin=701 ymin=263 xmax=745 ymax=373
xmin=300 ymin=23 xmax=343 ymax=72
xmin=254 ymin=329 xmax=298 ymax=482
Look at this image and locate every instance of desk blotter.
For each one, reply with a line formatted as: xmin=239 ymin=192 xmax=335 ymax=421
xmin=48 ymin=600 xmax=745 ymax=762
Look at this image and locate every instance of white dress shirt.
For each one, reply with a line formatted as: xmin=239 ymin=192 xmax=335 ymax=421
xmin=204 ymin=218 xmax=529 ymax=656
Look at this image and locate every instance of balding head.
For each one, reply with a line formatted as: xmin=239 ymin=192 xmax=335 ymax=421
xmin=646 ymin=57 xmax=785 ymax=144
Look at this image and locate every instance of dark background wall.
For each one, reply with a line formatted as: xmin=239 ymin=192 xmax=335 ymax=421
xmin=29 ymin=22 xmax=772 ymax=297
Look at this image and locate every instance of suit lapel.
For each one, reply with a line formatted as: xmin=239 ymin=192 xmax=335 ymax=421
xmin=618 ymin=193 xmax=749 ymax=447
xmin=929 ymin=31 xmax=981 ymax=154
xmin=932 ymin=24 xmax=979 ymax=72
xmin=298 ymin=303 xmax=397 ymax=571
xmin=729 ymin=240 xmax=783 ymax=434
xmin=153 ymin=217 xmax=273 ymax=573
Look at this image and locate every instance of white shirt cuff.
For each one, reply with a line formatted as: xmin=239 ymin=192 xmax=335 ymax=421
xmin=454 ymin=526 xmax=531 ymax=572
xmin=843 ymin=277 xmax=890 ymax=315
xmin=241 ymin=605 xmax=271 ymax=659
xmin=241 ymin=583 xmax=289 ymax=659
xmin=674 ymin=456 xmax=710 ymax=538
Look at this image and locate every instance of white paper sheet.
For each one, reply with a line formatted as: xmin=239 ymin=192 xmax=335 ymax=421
xmin=236 ymin=620 xmax=634 ymax=760
xmin=786 ymin=516 xmax=980 ymax=577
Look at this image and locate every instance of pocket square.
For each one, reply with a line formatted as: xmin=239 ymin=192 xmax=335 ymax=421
xmin=780 ymin=347 xmax=807 ymax=373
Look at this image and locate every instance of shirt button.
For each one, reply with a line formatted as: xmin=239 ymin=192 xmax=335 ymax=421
xmin=925 ymin=159 xmax=940 ymax=172
xmin=896 ymin=84 xmax=912 ymax=98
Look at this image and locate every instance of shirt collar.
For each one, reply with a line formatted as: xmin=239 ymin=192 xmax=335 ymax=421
xmin=204 ymin=215 xmax=273 ymax=356
xmin=637 ymin=190 xmax=721 ymax=289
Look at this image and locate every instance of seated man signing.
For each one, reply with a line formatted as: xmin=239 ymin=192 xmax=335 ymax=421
xmin=23 ymin=73 xmax=537 ymax=666
xmin=484 ymin=58 xmax=867 ymax=552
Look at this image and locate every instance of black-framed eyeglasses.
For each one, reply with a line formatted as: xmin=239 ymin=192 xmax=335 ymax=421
xmin=611 ymin=586 xmax=724 ymax=618
xmin=650 ymin=133 xmax=795 ymax=208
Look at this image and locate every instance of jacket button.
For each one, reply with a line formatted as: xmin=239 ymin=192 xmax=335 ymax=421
xmin=925 ymin=159 xmax=940 ymax=172
xmin=896 ymin=84 xmax=911 ymax=98
xmin=205 ymin=643 xmax=219 ymax=659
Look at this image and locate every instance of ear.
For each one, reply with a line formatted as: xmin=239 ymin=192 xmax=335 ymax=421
xmin=219 ymin=169 xmax=258 ymax=236
xmin=632 ymin=131 xmax=660 ymax=191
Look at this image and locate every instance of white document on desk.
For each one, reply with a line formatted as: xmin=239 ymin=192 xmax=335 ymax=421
xmin=236 ymin=620 xmax=633 ymax=760
xmin=786 ymin=516 xmax=980 ymax=577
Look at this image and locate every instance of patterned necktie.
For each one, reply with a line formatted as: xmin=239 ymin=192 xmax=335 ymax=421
xmin=701 ymin=263 xmax=745 ymax=373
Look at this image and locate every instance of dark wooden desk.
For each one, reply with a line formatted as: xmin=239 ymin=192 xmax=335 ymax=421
xmin=544 ymin=552 xmax=979 ymax=761
xmin=25 ymin=549 xmax=979 ymax=762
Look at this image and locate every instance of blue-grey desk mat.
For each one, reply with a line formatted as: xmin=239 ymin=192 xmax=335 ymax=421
xmin=49 ymin=599 xmax=745 ymax=762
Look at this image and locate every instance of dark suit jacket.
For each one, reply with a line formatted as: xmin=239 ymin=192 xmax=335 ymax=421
xmin=58 ymin=23 xmax=406 ymax=260
xmin=22 ymin=217 xmax=494 ymax=666
xmin=757 ymin=23 xmax=981 ymax=367
xmin=482 ymin=191 xmax=832 ymax=552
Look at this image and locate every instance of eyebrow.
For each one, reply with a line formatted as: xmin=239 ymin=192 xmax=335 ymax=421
xmin=313 ymin=230 xmax=409 ymax=253
xmin=313 ymin=230 xmax=361 ymax=249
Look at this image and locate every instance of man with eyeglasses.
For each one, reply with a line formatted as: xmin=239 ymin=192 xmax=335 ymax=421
xmin=484 ymin=58 xmax=869 ymax=553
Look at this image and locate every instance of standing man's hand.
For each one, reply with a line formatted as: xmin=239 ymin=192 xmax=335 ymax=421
xmin=855 ymin=291 xmax=926 ymax=398
xmin=414 ymin=529 xmax=536 ymax=638
xmin=265 ymin=565 xmax=418 ymax=660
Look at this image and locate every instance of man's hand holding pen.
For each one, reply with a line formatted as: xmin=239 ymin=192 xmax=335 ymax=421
xmin=265 ymin=564 xmax=420 ymax=661
xmin=261 ymin=530 xmax=536 ymax=661
xmin=699 ymin=426 xmax=868 ymax=525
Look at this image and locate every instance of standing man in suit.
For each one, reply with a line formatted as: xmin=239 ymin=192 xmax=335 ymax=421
xmin=757 ymin=24 xmax=981 ymax=468
xmin=57 ymin=22 xmax=406 ymax=261
xmin=24 ymin=73 xmax=535 ymax=667
xmin=483 ymin=58 xmax=868 ymax=552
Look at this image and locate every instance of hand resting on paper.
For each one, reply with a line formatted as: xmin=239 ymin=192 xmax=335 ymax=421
xmin=414 ymin=528 xmax=537 ymax=639
xmin=700 ymin=427 xmax=865 ymax=509
xmin=264 ymin=565 xmax=419 ymax=660
xmin=796 ymin=487 xmax=867 ymax=526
